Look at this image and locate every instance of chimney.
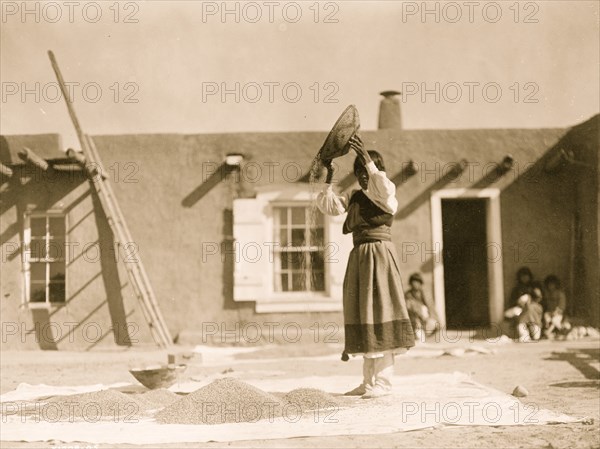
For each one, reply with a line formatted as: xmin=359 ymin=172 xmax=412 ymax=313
xmin=378 ymin=90 xmax=402 ymax=130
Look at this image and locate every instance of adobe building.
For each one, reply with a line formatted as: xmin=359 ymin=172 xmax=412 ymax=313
xmin=1 ymin=97 xmax=598 ymax=350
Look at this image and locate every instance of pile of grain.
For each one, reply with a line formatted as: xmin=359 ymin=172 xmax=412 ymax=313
xmin=283 ymin=388 xmax=340 ymax=411
xmin=155 ymin=378 xmax=284 ymax=425
xmin=140 ymin=389 xmax=180 ymax=408
xmin=43 ymin=389 xmax=146 ymax=421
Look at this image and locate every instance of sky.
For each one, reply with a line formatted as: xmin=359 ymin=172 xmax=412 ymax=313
xmin=1 ymin=0 xmax=599 ymax=150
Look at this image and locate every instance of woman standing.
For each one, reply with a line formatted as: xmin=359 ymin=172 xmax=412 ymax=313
xmin=316 ymin=135 xmax=414 ymax=399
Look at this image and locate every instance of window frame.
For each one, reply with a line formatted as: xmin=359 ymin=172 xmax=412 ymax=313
xmin=23 ymin=210 xmax=68 ymax=308
xmin=233 ymin=184 xmax=348 ymax=313
xmin=271 ymin=203 xmax=327 ymax=294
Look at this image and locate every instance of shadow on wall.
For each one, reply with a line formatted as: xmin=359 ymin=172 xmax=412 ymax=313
xmin=1 ymin=169 xmax=27 ymax=251
xmin=0 ymin=135 xmax=13 ymax=165
xmin=182 ymin=163 xmax=237 ymax=208
xmin=546 ymin=116 xmax=600 ymax=323
xmin=395 ymin=163 xmax=467 ymax=220
xmin=30 ymin=308 xmax=58 ymax=350
xmin=4 ymin=166 xmax=136 ymax=348
xmin=92 ymin=190 xmax=133 ymax=346
xmin=499 ymin=121 xmax=597 ymax=318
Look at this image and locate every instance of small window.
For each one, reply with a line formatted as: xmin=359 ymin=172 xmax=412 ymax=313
xmin=273 ymin=206 xmax=325 ymax=292
xmin=25 ymin=214 xmax=66 ymax=304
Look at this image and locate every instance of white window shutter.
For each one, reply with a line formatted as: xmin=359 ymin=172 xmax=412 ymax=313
xmin=326 ymin=214 xmax=352 ymax=300
xmin=233 ymin=198 xmax=269 ymax=301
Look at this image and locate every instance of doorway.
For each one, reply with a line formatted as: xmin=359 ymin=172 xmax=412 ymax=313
xmin=441 ymin=198 xmax=489 ymax=328
xmin=430 ymin=189 xmax=504 ymax=328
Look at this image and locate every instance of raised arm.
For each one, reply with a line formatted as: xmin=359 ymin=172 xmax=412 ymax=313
xmin=348 ymin=135 xmax=398 ymax=215
xmin=316 ymin=184 xmax=347 ymax=216
xmin=315 ymin=159 xmax=347 ymax=215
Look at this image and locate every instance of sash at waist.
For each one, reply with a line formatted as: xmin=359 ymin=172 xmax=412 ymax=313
xmin=352 ymin=227 xmax=392 ymax=246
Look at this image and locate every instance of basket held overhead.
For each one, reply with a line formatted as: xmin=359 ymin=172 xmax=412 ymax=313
xmin=318 ymin=105 xmax=360 ymax=161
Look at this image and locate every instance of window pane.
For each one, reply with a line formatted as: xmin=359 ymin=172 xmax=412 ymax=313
xmin=292 ymin=273 xmax=305 ymax=291
xmin=291 ymin=229 xmax=305 ymax=246
xmin=31 ymin=284 xmax=46 ymax=302
xmin=49 ymin=217 xmax=65 ymax=238
xmin=281 ymin=273 xmax=289 ymax=292
xmin=311 ymin=251 xmax=324 ymax=271
xmin=31 ymin=218 xmax=46 ymax=238
xmin=31 ymin=263 xmax=46 ymax=283
xmin=47 ymin=239 xmax=65 ymax=260
xmin=49 ymin=262 xmax=66 ymax=283
xmin=280 ymin=252 xmax=288 ymax=269
xmin=282 ymin=252 xmax=303 ymax=270
xmin=291 ymin=207 xmax=305 ymax=225
xmin=281 ymin=252 xmax=304 ymax=270
xmin=30 ymin=240 xmax=46 ymax=260
xmin=279 ymin=229 xmax=288 ymax=246
xmin=311 ymin=271 xmax=325 ymax=291
xmin=278 ymin=208 xmax=287 ymax=225
xmin=293 ymin=252 xmax=305 ymax=270
xmin=49 ymin=282 xmax=66 ymax=302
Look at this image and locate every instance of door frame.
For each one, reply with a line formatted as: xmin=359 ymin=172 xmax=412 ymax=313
xmin=430 ymin=188 xmax=504 ymax=327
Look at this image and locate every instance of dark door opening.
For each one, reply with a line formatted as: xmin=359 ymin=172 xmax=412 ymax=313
xmin=441 ymin=198 xmax=490 ymax=328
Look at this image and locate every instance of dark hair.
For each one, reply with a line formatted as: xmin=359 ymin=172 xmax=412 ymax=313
xmin=544 ymin=275 xmax=561 ymax=288
xmin=516 ymin=266 xmax=533 ymax=282
xmin=354 ymin=150 xmax=386 ymax=175
xmin=409 ymin=272 xmax=424 ymax=284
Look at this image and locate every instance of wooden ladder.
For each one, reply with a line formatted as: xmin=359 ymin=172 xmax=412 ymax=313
xmin=48 ymin=50 xmax=172 ymax=348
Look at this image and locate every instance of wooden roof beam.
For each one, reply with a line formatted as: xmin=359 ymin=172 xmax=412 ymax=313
xmin=66 ymin=148 xmax=86 ymax=165
xmin=18 ymin=147 xmax=49 ymax=171
xmin=0 ymin=162 xmax=13 ymax=178
xmin=66 ymin=147 xmax=106 ymax=180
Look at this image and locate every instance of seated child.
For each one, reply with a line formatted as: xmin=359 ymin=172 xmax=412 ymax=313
xmin=504 ymin=267 xmax=536 ymax=337
xmin=405 ymin=273 xmax=439 ymax=341
xmin=543 ymin=275 xmax=567 ymax=338
xmin=509 ymin=267 xmax=535 ymax=307
xmin=517 ymin=282 xmax=543 ymax=342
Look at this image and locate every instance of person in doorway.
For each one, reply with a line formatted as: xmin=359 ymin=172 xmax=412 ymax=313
xmin=405 ymin=272 xmax=439 ymax=341
xmin=316 ymin=135 xmax=414 ymax=399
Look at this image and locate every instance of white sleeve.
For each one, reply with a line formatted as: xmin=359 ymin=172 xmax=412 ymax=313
xmin=316 ymin=184 xmax=347 ymax=216
xmin=364 ymin=161 xmax=398 ymax=215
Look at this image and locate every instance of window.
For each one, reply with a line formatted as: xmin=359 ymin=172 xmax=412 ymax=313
xmin=232 ymin=185 xmax=351 ymax=312
xmin=25 ymin=214 xmax=66 ymax=304
xmin=273 ymin=206 xmax=325 ymax=292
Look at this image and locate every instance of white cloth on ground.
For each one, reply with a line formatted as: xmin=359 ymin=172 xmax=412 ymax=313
xmin=0 ymin=372 xmax=585 ymax=444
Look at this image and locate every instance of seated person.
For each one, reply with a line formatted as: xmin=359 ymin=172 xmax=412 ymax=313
xmin=504 ymin=267 xmax=536 ymax=334
xmin=517 ymin=282 xmax=543 ymax=342
xmin=405 ymin=273 xmax=439 ymax=340
xmin=543 ymin=275 xmax=567 ymax=338
xmin=509 ymin=266 xmax=535 ymax=308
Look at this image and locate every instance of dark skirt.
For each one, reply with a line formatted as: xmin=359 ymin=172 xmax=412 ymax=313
xmin=343 ymin=240 xmax=415 ymax=355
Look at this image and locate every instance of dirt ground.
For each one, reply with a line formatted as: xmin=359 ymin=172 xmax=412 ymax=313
xmin=1 ymin=336 xmax=599 ymax=449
